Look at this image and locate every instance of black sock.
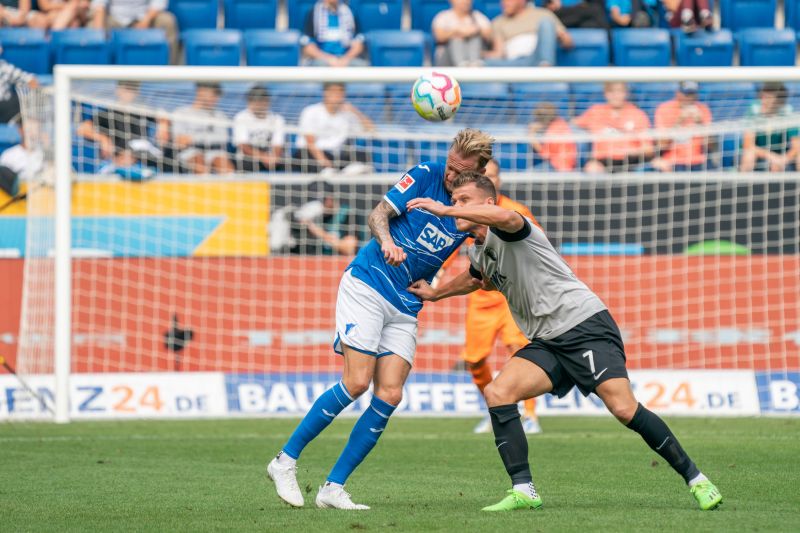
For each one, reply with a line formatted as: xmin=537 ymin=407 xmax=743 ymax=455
xmin=489 ymin=404 xmax=532 ymax=485
xmin=626 ymin=403 xmax=700 ymax=484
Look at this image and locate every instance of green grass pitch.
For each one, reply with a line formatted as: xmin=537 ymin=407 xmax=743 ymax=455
xmin=2 ymin=417 xmax=799 ymax=532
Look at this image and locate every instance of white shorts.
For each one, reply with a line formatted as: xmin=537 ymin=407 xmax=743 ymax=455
xmin=178 ymin=148 xmax=230 ymax=165
xmin=333 ymin=269 xmax=417 ymax=366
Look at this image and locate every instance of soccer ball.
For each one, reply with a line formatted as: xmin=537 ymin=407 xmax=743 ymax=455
xmin=411 ymin=72 xmax=461 ymax=122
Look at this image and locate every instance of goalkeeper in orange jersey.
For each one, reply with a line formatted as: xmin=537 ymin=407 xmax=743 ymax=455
xmin=441 ymin=159 xmax=541 ymax=434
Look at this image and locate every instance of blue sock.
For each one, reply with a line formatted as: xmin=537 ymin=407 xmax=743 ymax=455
xmin=282 ymin=381 xmax=354 ymax=459
xmin=327 ymin=395 xmax=397 ymax=485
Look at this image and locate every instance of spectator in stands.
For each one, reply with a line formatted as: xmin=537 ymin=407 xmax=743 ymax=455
xmin=651 ymin=81 xmax=713 ymax=172
xmin=36 ymin=0 xmax=92 ymax=29
xmin=301 ymin=0 xmax=367 ymax=67
xmin=484 ymin=0 xmax=573 ymax=67
xmin=543 ymin=0 xmax=609 ymax=29
xmin=528 ymin=102 xmax=577 ymax=172
xmin=233 ymin=85 xmax=286 ymax=172
xmin=606 ymin=0 xmax=658 ymax=27
xmin=573 ymin=81 xmax=654 ymax=173
xmin=432 ymin=0 xmax=493 ymax=67
xmin=663 ymin=0 xmax=712 ymax=32
xmin=0 ymin=1 xmax=50 ymax=28
xmin=90 ymin=0 xmax=179 ymax=64
xmin=171 ymin=82 xmax=234 ymax=174
xmin=740 ymin=82 xmax=800 ymax=172
xmin=290 ymin=180 xmax=365 ymax=255
xmin=76 ymin=80 xmax=168 ymax=178
xmin=0 ymin=121 xmax=42 ymax=197
xmin=0 ymin=56 xmax=38 ymax=124
xmin=292 ymin=82 xmax=373 ymax=174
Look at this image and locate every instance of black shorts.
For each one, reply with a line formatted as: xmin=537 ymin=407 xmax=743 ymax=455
xmin=514 ymin=310 xmax=629 ymax=398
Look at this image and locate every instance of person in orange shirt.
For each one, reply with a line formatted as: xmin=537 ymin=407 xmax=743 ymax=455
xmin=528 ymin=102 xmax=577 ymax=172
xmin=573 ymin=81 xmax=654 ymax=173
xmin=651 ymin=81 xmax=713 ymax=172
xmin=440 ymin=159 xmax=542 ymax=434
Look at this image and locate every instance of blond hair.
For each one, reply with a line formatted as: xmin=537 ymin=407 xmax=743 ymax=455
xmin=450 ymin=128 xmax=494 ymax=168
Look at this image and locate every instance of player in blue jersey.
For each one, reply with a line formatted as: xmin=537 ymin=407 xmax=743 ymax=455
xmin=267 ymin=129 xmax=495 ymax=510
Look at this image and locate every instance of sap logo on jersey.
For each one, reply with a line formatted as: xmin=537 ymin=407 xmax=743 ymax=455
xmin=417 ymin=222 xmax=454 ymax=253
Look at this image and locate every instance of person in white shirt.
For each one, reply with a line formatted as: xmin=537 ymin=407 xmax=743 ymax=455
xmin=233 ymin=85 xmax=286 ymax=172
xmin=0 ymin=121 xmax=43 ymax=198
xmin=292 ymin=82 xmax=374 ymax=174
xmin=170 ymin=82 xmax=234 ymax=175
xmin=432 ymin=0 xmax=493 ymax=67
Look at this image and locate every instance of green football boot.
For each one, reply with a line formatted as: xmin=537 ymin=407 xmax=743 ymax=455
xmin=481 ymin=489 xmax=543 ymax=512
xmin=690 ymin=480 xmax=723 ymax=510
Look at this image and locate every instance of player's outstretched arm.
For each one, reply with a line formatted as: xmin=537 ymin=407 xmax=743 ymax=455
xmin=368 ymin=199 xmax=407 ymax=266
xmin=408 ymin=270 xmax=481 ymax=302
xmin=406 ymin=198 xmax=524 ymax=233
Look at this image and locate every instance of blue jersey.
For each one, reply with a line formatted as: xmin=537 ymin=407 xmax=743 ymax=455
xmin=347 ymin=162 xmax=468 ymax=316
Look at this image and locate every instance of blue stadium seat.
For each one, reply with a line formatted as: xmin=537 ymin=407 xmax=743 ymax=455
xmin=571 ymin=83 xmax=606 ymax=117
xmin=346 ymin=82 xmax=387 ymax=122
xmin=556 ymin=29 xmax=609 ymax=67
xmin=494 ymin=142 xmax=530 ymax=171
xmin=112 ymin=29 xmax=169 ymax=65
xmin=183 ymin=29 xmax=242 ymax=66
xmin=738 ymin=28 xmax=796 ymax=66
xmin=410 ymin=0 xmax=450 ymax=32
xmin=719 ymin=0 xmax=775 ymax=30
xmin=244 ymin=30 xmax=300 ymax=66
xmin=512 ymin=82 xmax=571 ymax=123
xmin=787 ymin=0 xmax=800 ymax=31
xmin=0 ymin=123 xmax=21 ymax=153
xmin=456 ymin=82 xmax=513 ymax=125
xmin=169 ymin=0 xmax=218 ymax=29
xmin=387 ymin=83 xmax=419 ymax=122
xmin=477 ymin=0 xmax=502 ymax=19
xmin=673 ymin=29 xmax=734 ymax=67
xmin=612 ymin=28 xmax=671 ymax=67
xmin=287 ymin=0 xmax=317 ymax=31
xmin=356 ymin=138 xmax=408 ymax=172
xmin=267 ymin=82 xmax=322 ymax=118
xmin=349 ymin=0 xmax=403 ymax=31
xmin=367 ymin=30 xmax=426 ymax=66
xmin=629 ymin=82 xmax=679 ymax=120
xmin=51 ymin=30 xmax=111 ymax=65
xmin=0 ymin=28 xmax=50 ymax=74
xmin=224 ymin=0 xmax=278 ymax=30
xmin=699 ymin=82 xmax=756 ymax=121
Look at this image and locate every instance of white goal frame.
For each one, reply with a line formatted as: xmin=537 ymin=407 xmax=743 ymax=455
xmin=50 ymin=65 xmax=800 ymax=422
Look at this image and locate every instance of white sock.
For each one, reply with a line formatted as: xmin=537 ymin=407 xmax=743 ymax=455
xmin=324 ymin=481 xmax=343 ymax=490
xmin=276 ymin=451 xmax=296 ymax=467
xmin=688 ymin=473 xmax=708 ymax=487
xmin=513 ymin=482 xmax=538 ymax=499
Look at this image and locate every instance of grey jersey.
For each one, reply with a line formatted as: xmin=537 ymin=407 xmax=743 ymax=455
xmin=467 ymin=217 xmax=607 ymax=341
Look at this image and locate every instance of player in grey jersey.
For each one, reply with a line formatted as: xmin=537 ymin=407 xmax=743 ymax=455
xmin=407 ymin=171 xmax=722 ymax=512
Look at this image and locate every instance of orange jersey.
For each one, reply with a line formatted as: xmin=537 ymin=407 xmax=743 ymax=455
xmin=574 ymin=102 xmax=653 ymax=161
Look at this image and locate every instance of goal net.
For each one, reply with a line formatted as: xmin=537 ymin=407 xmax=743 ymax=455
xmin=8 ymin=66 xmax=800 ymax=421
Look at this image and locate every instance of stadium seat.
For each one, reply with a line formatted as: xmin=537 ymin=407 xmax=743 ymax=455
xmin=612 ymin=28 xmax=671 ymax=67
xmin=346 ymin=82 xmax=387 ymax=122
xmin=169 ymin=0 xmax=218 ymax=30
xmin=738 ymin=28 xmax=796 ymax=67
xmin=571 ymin=82 xmax=606 ymax=117
xmin=410 ymin=0 xmax=450 ymax=32
xmin=112 ymin=29 xmax=170 ymax=66
xmin=287 ymin=0 xmax=317 ymax=31
xmin=556 ymin=29 xmax=609 ymax=67
xmin=183 ymin=29 xmax=242 ymax=66
xmin=244 ymin=30 xmax=300 ymax=66
xmin=0 ymin=28 xmax=50 ymax=74
xmin=699 ymin=82 xmax=756 ymax=121
xmin=267 ymin=82 xmax=322 ymax=119
xmin=719 ymin=0 xmax=776 ymax=30
xmin=51 ymin=30 xmax=111 ymax=66
xmin=477 ymin=0 xmax=502 ymax=19
xmin=512 ymin=82 xmax=571 ymax=124
xmin=386 ymin=83 xmax=420 ymax=123
xmin=349 ymin=0 xmax=403 ymax=31
xmin=673 ymin=29 xmax=734 ymax=67
xmin=366 ymin=30 xmax=426 ymax=67
xmin=356 ymin=138 xmax=407 ymax=172
xmin=629 ymin=82 xmax=679 ymax=120
xmin=456 ymin=82 xmax=513 ymax=125
xmin=0 ymin=123 xmax=21 ymax=153
xmin=224 ymin=0 xmax=278 ymax=30
xmin=787 ymin=0 xmax=800 ymax=31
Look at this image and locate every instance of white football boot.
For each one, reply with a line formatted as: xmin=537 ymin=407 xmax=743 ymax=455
xmin=316 ymin=483 xmax=370 ymax=510
xmin=267 ymin=456 xmax=304 ymax=507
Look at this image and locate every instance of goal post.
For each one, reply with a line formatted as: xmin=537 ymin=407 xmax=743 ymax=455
xmin=11 ymin=65 xmax=800 ymax=422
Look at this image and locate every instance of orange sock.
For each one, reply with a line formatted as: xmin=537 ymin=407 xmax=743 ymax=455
xmin=523 ymin=397 xmax=537 ymax=419
xmin=468 ymin=359 xmax=493 ymax=395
